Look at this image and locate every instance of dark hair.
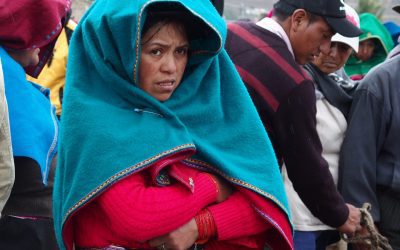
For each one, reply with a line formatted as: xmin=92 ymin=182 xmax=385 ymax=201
xmin=142 ymin=3 xmax=208 ymax=44
xmin=141 ymin=13 xmax=188 ymax=45
xmin=273 ymin=1 xmax=319 ymax=24
xmin=273 ymin=1 xmax=295 ymax=21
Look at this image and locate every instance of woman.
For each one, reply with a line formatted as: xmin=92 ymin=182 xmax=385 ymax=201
xmin=53 ymin=0 xmax=293 ymax=250
xmin=0 ymin=0 xmax=71 ymax=249
xmin=345 ymin=13 xmax=394 ymax=80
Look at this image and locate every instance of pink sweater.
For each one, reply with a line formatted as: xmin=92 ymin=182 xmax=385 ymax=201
xmin=70 ymin=161 xmax=283 ymax=249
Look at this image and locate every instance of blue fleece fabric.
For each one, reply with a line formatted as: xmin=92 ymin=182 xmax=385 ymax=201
xmin=0 ymin=46 xmax=58 ymax=184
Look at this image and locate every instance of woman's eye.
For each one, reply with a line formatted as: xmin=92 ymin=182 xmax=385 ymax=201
xmin=176 ymin=47 xmax=188 ymax=55
xmin=150 ymin=49 xmax=162 ymax=56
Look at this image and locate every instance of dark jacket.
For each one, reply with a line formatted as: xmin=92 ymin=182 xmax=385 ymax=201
xmin=226 ymin=20 xmax=349 ymax=228
xmin=339 ymin=54 xmax=400 ymax=221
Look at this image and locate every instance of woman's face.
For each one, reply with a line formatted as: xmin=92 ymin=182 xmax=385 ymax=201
xmin=356 ymin=39 xmax=375 ymax=62
xmin=7 ymin=48 xmax=40 ymax=67
xmin=139 ymin=21 xmax=189 ymax=102
xmin=312 ymin=42 xmax=353 ymax=74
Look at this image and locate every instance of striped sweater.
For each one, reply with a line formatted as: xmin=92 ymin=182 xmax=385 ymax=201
xmin=226 ymin=21 xmax=348 ymax=228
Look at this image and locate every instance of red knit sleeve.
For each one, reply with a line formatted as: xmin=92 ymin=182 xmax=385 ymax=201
xmin=207 ymin=191 xmax=270 ymax=241
xmin=97 ymin=170 xmax=218 ymax=242
xmin=73 ymin=160 xmax=220 ymax=248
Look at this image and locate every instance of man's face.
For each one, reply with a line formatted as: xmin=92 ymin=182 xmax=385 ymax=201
xmin=290 ymin=11 xmax=334 ymax=65
xmin=7 ymin=48 xmax=40 ymax=67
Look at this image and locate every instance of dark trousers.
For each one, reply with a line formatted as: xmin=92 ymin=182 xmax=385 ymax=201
xmin=378 ymin=190 xmax=400 ymax=250
xmin=293 ymin=230 xmax=340 ymax=250
xmin=0 ymin=215 xmax=59 ymax=250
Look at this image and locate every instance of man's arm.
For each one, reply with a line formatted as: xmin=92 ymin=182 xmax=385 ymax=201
xmin=276 ymin=81 xmax=350 ymax=227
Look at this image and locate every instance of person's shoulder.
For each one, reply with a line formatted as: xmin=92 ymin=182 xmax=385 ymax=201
xmin=0 ymin=46 xmax=10 ymax=62
xmin=227 ymin=19 xmax=254 ymax=27
xmin=227 ymin=21 xmax=292 ymax=58
xmin=227 ymin=20 xmax=258 ymax=37
xmin=358 ymin=56 xmax=400 ymax=92
xmin=0 ymin=47 xmax=25 ymax=77
xmin=227 ymin=20 xmax=279 ymax=41
xmin=365 ymin=55 xmax=400 ymax=79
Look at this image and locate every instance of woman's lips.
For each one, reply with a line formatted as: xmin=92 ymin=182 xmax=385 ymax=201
xmin=156 ymin=80 xmax=175 ymax=91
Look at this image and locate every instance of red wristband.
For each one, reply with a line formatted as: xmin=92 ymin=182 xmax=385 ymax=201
xmin=194 ymin=209 xmax=217 ymax=244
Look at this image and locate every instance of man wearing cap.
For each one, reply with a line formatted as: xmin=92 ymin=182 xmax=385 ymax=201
xmin=225 ymin=0 xmax=362 ymax=241
xmin=338 ymin=3 xmax=400 ymax=248
xmin=281 ymin=3 xmax=362 ymax=248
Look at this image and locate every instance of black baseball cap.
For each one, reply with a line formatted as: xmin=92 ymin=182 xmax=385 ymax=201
xmin=275 ymin=0 xmax=362 ymax=37
xmin=393 ymin=4 xmax=400 ymax=14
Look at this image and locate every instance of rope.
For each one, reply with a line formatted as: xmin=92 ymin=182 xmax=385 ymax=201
xmin=341 ymin=203 xmax=393 ymax=250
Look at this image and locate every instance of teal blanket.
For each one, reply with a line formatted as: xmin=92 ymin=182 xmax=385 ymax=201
xmin=53 ymin=0 xmax=290 ymax=248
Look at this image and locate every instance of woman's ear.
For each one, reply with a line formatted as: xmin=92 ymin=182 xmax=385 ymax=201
xmin=291 ymin=9 xmax=307 ymax=32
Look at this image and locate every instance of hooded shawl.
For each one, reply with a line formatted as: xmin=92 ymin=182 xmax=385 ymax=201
xmin=0 ymin=0 xmax=71 ymax=77
xmin=53 ymin=0 xmax=292 ymax=248
xmin=345 ymin=13 xmax=394 ymax=79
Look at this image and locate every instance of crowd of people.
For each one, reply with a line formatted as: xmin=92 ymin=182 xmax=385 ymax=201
xmin=0 ymin=0 xmax=399 ymax=249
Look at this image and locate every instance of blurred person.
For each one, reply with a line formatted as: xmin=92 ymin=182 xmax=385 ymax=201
xmin=53 ymin=0 xmax=293 ymax=249
xmin=356 ymin=39 xmax=375 ymax=62
xmin=345 ymin=13 xmax=394 ymax=80
xmin=0 ymin=0 xmax=70 ymax=249
xmin=388 ymin=36 xmax=400 ymax=58
xmin=225 ymin=0 xmax=363 ymax=241
xmin=383 ymin=21 xmax=400 ymax=45
xmin=338 ymin=3 xmax=400 ymax=249
xmin=27 ymin=10 xmax=77 ymax=117
xmin=388 ymin=14 xmax=400 ymax=59
xmin=282 ymin=3 xmax=360 ymax=249
xmin=0 ymin=58 xmax=14 ymax=216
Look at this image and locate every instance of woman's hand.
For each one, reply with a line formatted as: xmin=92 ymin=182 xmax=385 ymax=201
xmin=148 ymin=218 xmax=198 ymax=250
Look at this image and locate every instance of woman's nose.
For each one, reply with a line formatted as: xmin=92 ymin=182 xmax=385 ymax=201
xmin=161 ymin=55 xmax=177 ymax=73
